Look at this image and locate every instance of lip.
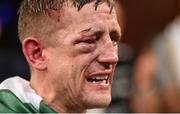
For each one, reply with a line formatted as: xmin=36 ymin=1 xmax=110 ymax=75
xmin=85 ymin=69 xmax=112 ymax=90
xmin=86 ymin=69 xmax=112 ymax=78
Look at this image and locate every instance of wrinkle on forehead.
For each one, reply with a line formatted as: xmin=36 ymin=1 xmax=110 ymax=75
xmin=54 ymin=1 xmax=120 ymax=37
xmin=79 ymin=2 xmax=116 ymax=15
xmin=61 ymin=2 xmax=116 ymax=24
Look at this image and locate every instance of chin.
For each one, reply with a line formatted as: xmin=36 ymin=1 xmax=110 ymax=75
xmin=87 ymin=98 xmax=111 ymax=109
xmin=82 ymin=94 xmax=112 ymax=109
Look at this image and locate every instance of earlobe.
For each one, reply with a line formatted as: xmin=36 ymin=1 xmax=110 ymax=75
xmin=22 ymin=37 xmax=47 ymax=70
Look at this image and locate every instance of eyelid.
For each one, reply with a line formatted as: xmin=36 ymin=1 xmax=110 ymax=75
xmin=81 ymin=31 xmax=103 ymax=41
xmin=74 ymin=35 xmax=96 ymax=44
xmin=82 ymin=38 xmax=96 ymax=44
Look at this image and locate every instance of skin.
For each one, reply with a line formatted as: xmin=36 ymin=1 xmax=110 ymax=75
xmin=22 ymin=1 xmax=121 ymax=113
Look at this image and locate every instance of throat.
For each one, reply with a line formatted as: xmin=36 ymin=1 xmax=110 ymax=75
xmin=44 ymin=94 xmax=87 ymax=113
xmin=49 ymin=102 xmax=87 ymax=113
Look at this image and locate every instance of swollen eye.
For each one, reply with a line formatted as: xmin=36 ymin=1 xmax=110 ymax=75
xmin=83 ymin=39 xmax=95 ymax=44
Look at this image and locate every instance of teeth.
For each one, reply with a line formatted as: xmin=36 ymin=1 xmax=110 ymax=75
xmin=93 ymin=81 xmax=96 ymax=83
xmin=102 ymin=80 xmax=106 ymax=83
xmin=93 ymin=75 xmax=108 ymax=80
xmin=86 ymin=75 xmax=109 ymax=84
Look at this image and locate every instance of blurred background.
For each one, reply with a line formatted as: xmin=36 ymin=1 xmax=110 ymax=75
xmin=0 ymin=0 xmax=29 ymax=81
xmin=1 ymin=0 xmax=180 ymax=113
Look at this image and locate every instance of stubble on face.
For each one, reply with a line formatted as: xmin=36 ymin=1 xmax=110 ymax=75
xmin=43 ymin=1 xmax=121 ymax=112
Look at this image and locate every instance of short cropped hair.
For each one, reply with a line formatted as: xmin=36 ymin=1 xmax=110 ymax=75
xmin=18 ymin=0 xmax=114 ymax=44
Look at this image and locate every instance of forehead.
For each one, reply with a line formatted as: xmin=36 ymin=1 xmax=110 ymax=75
xmin=60 ymin=2 xmax=120 ymax=32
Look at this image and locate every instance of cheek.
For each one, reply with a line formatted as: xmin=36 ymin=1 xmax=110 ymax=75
xmin=47 ymin=51 xmax=73 ymax=79
xmin=75 ymin=52 xmax=97 ymax=67
xmin=70 ymin=53 xmax=98 ymax=87
xmin=71 ymin=45 xmax=98 ymax=72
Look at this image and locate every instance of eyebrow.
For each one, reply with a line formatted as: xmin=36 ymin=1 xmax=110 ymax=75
xmin=79 ymin=28 xmax=92 ymax=34
xmin=79 ymin=27 xmax=121 ymax=40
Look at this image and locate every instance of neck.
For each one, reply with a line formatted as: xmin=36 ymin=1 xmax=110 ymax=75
xmin=30 ymin=73 xmax=87 ymax=113
xmin=49 ymin=101 xmax=87 ymax=113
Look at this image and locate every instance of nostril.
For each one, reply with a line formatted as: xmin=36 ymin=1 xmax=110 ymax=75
xmin=104 ymin=63 xmax=111 ymax=69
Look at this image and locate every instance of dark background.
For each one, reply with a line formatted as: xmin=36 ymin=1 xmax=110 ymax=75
xmin=0 ymin=0 xmax=29 ymax=81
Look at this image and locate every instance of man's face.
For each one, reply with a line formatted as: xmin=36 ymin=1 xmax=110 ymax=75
xmin=45 ymin=2 xmax=121 ymax=109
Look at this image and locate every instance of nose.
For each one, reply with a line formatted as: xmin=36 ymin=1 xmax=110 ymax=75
xmin=97 ymin=41 xmax=119 ymax=65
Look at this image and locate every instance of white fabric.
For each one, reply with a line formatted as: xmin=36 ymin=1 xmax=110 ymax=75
xmin=0 ymin=76 xmax=42 ymax=110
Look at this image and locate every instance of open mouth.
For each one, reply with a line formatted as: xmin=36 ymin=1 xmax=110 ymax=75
xmin=86 ymin=75 xmax=109 ymax=84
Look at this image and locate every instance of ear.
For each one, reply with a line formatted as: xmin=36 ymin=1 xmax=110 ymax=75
xmin=22 ymin=37 xmax=47 ymax=70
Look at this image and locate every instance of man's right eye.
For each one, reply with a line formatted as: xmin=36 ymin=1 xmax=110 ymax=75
xmin=83 ymin=39 xmax=96 ymax=44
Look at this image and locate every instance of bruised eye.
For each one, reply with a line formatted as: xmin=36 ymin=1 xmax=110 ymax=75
xmin=83 ymin=39 xmax=96 ymax=44
xmin=75 ymin=37 xmax=97 ymax=53
xmin=74 ymin=36 xmax=95 ymax=44
xmin=81 ymin=32 xmax=102 ymax=44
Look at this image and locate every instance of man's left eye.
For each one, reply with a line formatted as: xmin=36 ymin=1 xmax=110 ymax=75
xmin=110 ymin=31 xmax=121 ymax=46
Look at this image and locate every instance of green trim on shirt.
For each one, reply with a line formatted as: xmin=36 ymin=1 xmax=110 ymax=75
xmin=39 ymin=101 xmax=57 ymax=113
xmin=0 ymin=89 xmax=56 ymax=113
